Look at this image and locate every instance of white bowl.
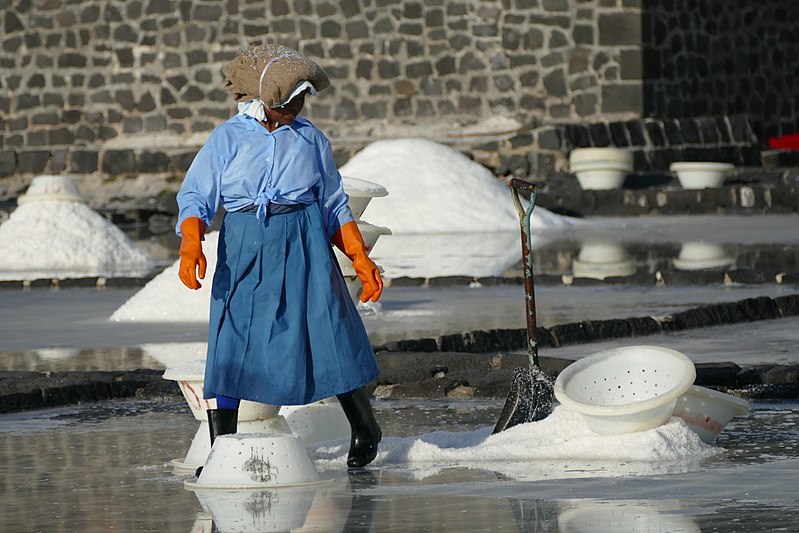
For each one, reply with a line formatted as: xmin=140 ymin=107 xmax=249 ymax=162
xmin=569 ymin=148 xmax=633 ymax=190
xmin=333 ymin=221 xmax=391 ymax=266
xmin=186 ymin=433 xmax=328 ymax=489
xmin=569 ymin=147 xmax=634 ymax=166
xmin=555 ymin=346 xmax=696 ymax=435
xmin=673 ymin=385 xmax=750 ymax=443
xmin=670 ymin=162 xmax=733 ymax=189
xmin=163 ymin=364 xmax=279 ymax=422
xmin=18 ymin=175 xmax=85 ymax=205
xmin=342 ymin=176 xmax=388 ymax=220
xmin=280 ymin=398 xmax=351 ymax=443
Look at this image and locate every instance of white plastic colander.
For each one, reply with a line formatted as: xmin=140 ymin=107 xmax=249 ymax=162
xmin=554 ymin=345 xmax=696 ymax=435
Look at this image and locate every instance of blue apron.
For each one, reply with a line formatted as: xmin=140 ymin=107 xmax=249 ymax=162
xmin=203 ymin=203 xmax=379 ymax=405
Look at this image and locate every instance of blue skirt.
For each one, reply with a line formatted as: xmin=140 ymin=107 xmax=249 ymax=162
xmin=203 ymin=204 xmax=380 ymax=405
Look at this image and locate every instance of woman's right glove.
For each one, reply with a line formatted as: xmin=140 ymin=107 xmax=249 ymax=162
xmin=178 ymin=217 xmax=207 ymax=290
xmin=332 ymin=221 xmax=383 ymax=302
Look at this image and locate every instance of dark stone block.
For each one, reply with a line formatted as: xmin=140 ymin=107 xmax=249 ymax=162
xmin=102 ymin=150 xmax=136 ymax=174
xmin=16 ymin=151 xmax=49 ymax=173
xmin=609 ymin=122 xmax=630 ymax=146
xmin=379 ymin=338 xmax=439 ymax=353
xmin=138 ymin=151 xmax=170 ymax=172
xmin=663 ymin=119 xmax=684 ymax=145
xmin=0 ymin=151 xmax=16 ymax=176
xmin=438 ymin=330 xmax=495 ymax=353
xmin=695 ymin=363 xmax=741 ymax=387
xmin=679 ymin=119 xmax=701 ymax=144
xmin=725 ymin=270 xmax=773 ymax=284
xmin=70 ymin=150 xmax=98 ymax=173
xmin=645 ymin=120 xmax=666 ymax=147
xmin=774 ymin=294 xmax=799 ymax=317
xmin=537 ymin=128 xmax=562 ymax=150
xmin=626 ymin=120 xmax=647 ymax=146
xmin=589 ymin=122 xmax=611 ymax=147
xmin=737 ymin=297 xmax=782 ymax=321
xmin=388 ymin=277 xmax=426 ymax=287
xmin=549 ymin=322 xmax=592 ymax=346
xmin=699 ymin=118 xmax=720 ymax=144
xmin=565 ymin=124 xmax=591 ymax=148
xmin=729 ymin=115 xmax=755 ymax=143
xmin=626 ymin=316 xmax=662 ymax=337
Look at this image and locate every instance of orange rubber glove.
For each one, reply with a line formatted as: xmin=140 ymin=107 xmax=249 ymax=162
xmin=178 ymin=217 xmax=207 ymax=290
xmin=332 ymin=221 xmax=383 ymax=302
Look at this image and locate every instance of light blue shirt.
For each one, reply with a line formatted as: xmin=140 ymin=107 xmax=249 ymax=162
xmin=175 ymin=113 xmax=353 ymax=239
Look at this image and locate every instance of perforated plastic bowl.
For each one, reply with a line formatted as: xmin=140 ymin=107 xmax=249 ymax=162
xmin=185 ymin=433 xmax=330 ymax=490
xmin=554 ymin=346 xmax=696 ymax=435
xmin=342 ymin=176 xmax=388 ymax=220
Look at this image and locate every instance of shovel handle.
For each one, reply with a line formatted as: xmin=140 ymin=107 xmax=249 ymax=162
xmin=509 ymin=179 xmax=540 ymax=368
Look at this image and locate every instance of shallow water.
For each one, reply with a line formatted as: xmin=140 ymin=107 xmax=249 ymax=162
xmin=1 ymin=399 xmax=797 ymax=532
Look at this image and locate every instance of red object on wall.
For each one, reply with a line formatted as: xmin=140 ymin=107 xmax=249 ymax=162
xmin=768 ymin=132 xmax=799 ymax=150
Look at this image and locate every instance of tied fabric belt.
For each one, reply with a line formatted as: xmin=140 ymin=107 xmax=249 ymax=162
xmin=238 ymin=203 xmax=306 ymax=216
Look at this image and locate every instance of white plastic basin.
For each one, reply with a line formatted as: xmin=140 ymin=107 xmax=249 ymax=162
xmin=554 ymin=345 xmax=696 ymax=435
xmin=673 ymin=385 xmax=750 ymax=443
xmin=569 ymin=148 xmax=634 ymax=191
xmin=670 ymin=162 xmax=733 ymax=189
xmin=342 ymin=176 xmax=388 ymax=220
xmin=186 ymin=433 xmax=329 ymax=489
xmin=333 ymin=220 xmax=391 ymax=270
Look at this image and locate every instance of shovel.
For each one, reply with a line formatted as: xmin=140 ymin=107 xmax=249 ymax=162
xmin=492 ymin=178 xmax=554 ymax=434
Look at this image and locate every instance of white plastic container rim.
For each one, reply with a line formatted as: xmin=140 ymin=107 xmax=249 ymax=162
xmin=669 ymin=162 xmax=734 ymax=172
xmin=679 ymin=385 xmax=750 ymax=415
xmin=569 ymin=147 xmax=634 ymax=164
xmin=571 ymin=161 xmax=633 ymax=172
xmin=554 ymin=345 xmax=697 ymax=417
xmin=342 ymin=176 xmax=388 ymax=198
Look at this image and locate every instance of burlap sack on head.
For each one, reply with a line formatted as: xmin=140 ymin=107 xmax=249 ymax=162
xmin=222 ymin=44 xmax=330 ymax=106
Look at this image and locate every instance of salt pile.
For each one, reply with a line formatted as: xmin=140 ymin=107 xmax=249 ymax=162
xmin=0 ymin=200 xmax=154 ymax=281
xmin=309 ymin=405 xmax=716 ymax=481
xmin=339 ymin=138 xmax=575 ymax=234
xmin=112 ymin=138 xmax=577 ymax=320
xmin=110 ymin=232 xmax=219 ymax=322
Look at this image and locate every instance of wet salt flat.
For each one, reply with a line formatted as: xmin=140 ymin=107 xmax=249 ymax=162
xmin=2 ymin=213 xmax=799 ymax=531
xmin=1 ymin=398 xmax=797 ymax=532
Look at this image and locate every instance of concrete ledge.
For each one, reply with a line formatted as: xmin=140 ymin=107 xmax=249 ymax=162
xmin=374 ymin=294 xmax=799 ymax=354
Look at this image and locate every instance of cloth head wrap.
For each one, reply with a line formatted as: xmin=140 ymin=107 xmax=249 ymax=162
xmin=222 ymin=44 xmax=329 ymax=107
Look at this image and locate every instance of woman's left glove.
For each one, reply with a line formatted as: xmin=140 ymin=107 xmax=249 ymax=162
xmin=332 ymin=221 xmax=383 ymax=302
xmin=178 ymin=217 xmax=207 ymax=290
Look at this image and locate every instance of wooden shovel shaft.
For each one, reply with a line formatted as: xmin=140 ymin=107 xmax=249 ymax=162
xmin=509 ymin=178 xmax=540 ymax=368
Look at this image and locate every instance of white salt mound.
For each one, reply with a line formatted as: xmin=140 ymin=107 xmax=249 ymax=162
xmin=309 ymin=405 xmax=717 ymax=481
xmin=0 ymin=200 xmax=154 ymax=280
xmin=110 ymin=232 xmax=219 ymax=322
xmin=340 ymin=138 xmax=574 ymax=233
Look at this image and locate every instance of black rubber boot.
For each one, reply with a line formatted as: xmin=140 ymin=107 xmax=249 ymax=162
xmin=338 ymin=388 xmax=382 ymax=468
xmin=195 ymin=408 xmax=238 ymax=477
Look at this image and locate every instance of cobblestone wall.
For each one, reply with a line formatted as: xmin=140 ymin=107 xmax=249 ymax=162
xmin=642 ymin=0 xmax=799 ymax=141
xmin=1 ymin=0 xmax=645 ymax=179
xmin=0 ymin=0 xmax=793 ymax=182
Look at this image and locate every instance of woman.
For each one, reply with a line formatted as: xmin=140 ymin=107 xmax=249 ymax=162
xmin=175 ymin=44 xmax=383 ymax=468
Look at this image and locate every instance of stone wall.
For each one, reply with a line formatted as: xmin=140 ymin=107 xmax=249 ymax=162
xmin=641 ymin=0 xmax=799 ymax=141
xmin=0 ymin=0 xmax=644 ymax=180
xmin=0 ymin=0 xmax=794 ymax=183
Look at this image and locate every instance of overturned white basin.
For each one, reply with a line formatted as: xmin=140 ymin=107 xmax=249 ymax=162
xmin=185 ymin=433 xmax=329 ymax=490
xmin=17 ymin=175 xmax=85 ymax=205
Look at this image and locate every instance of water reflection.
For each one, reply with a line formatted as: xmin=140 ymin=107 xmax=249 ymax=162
xmin=672 ymin=241 xmax=736 ymax=271
xmin=557 ymin=500 xmax=700 ymax=532
xmin=571 ymin=241 xmax=637 ymax=280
